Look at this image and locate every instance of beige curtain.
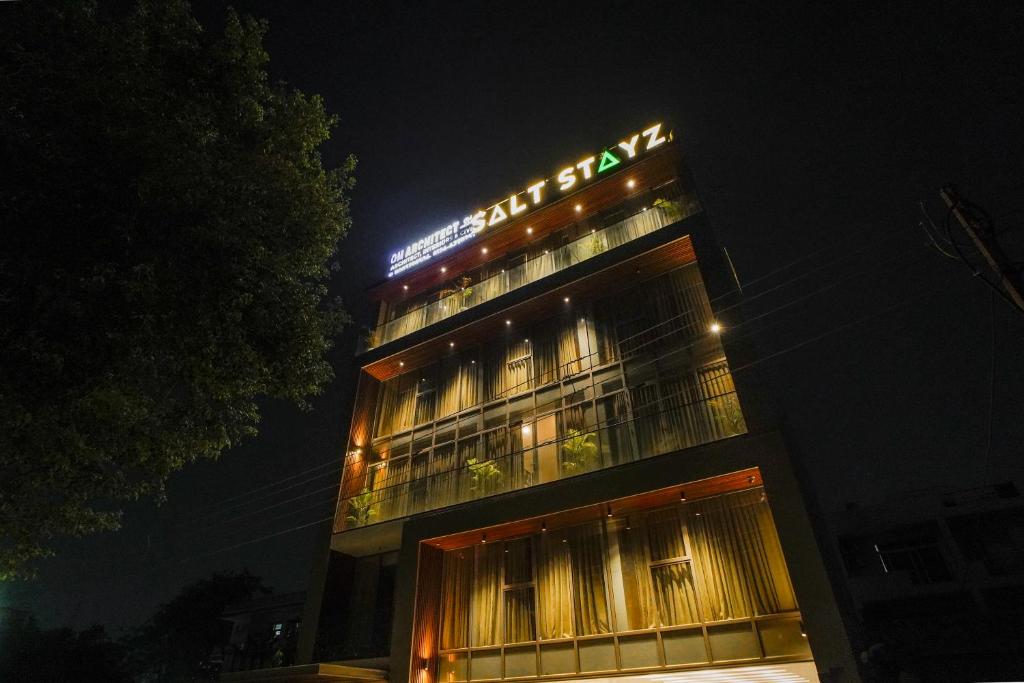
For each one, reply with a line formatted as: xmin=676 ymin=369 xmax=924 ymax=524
xmin=473 ymin=543 xmax=502 ymax=646
xmin=644 ymin=509 xmax=700 ymax=626
xmin=614 ymin=519 xmax=658 ymax=630
xmin=569 ymin=522 xmax=610 ymax=635
xmin=557 ymin=319 xmax=581 ymax=377
xmin=440 ymin=550 xmax=472 ymax=649
xmin=376 ymin=375 xmax=415 ymax=437
xmin=537 ymin=532 xmax=574 ymax=639
xmin=688 ymin=489 xmax=797 ymax=621
xmin=436 ymin=357 xmax=461 ymax=419
xmin=459 ymin=353 xmax=479 ymax=410
xmin=504 ymin=587 xmax=536 ymax=643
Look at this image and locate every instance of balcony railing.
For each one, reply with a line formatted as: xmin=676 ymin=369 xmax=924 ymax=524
xmin=364 ymin=183 xmax=693 ymax=351
xmin=336 ymin=361 xmax=745 ymax=532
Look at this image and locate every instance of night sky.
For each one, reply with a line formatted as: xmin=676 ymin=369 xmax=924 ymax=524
xmin=9 ymin=1 xmax=1024 ymax=634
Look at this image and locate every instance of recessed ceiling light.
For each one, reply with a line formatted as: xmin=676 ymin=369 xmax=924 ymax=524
xmin=575 ymin=204 xmax=582 ymax=212
xmin=526 ymin=227 xmax=533 ymax=235
xmin=627 ymin=179 xmax=636 ymax=189
xmin=449 ymin=341 xmax=455 ymax=347
xmin=563 ymin=296 xmax=570 ymax=303
xmin=399 ymin=361 xmax=404 ymax=367
xmin=505 ymin=319 xmax=512 ymax=325
xmin=402 ymin=284 xmax=408 ymax=290
xmin=440 ymin=266 xmax=447 ymax=273
xmin=481 ymin=247 xmax=488 ymax=254
xmin=710 ymin=322 xmax=722 ymax=334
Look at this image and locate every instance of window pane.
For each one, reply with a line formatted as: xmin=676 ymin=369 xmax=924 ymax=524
xmin=473 ymin=545 xmax=502 ymax=646
xmin=651 ymin=562 xmax=700 ymax=626
xmin=505 ymin=538 xmax=533 ymax=585
xmin=504 ymin=587 xmax=536 ymax=644
xmin=569 ymin=523 xmax=611 ymax=635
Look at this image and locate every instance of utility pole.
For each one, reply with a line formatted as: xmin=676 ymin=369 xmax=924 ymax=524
xmin=941 ymin=185 xmax=1024 ymax=313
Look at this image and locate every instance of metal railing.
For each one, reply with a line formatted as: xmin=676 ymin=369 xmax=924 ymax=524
xmin=365 ymin=185 xmax=693 ymax=351
xmin=337 ymin=364 xmax=745 ymax=531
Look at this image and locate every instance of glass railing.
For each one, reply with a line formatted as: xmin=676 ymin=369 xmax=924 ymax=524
xmin=335 ymin=360 xmax=745 ymax=532
xmin=364 ymin=184 xmax=694 ymax=351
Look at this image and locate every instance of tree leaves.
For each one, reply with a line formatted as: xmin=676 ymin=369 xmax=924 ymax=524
xmin=0 ymin=1 xmax=355 ymax=578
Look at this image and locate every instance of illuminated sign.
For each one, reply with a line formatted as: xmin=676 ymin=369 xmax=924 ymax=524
xmin=387 ymin=123 xmax=669 ymax=278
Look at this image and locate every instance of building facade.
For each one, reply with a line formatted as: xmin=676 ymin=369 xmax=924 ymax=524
xmin=299 ymin=123 xmax=861 ymax=683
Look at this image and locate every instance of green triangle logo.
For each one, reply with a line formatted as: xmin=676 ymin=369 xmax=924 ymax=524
xmin=597 ymin=149 xmax=621 ymax=173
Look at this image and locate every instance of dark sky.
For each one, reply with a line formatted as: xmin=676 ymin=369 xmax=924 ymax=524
xmin=9 ymin=0 xmax=1024 ymax=633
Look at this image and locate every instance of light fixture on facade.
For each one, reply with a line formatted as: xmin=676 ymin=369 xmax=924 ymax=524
xmin=481 ymin=247 xmax=488 ymax=254
xmin=440 ymin=266 xmax=447 ymax=273
xmin=421 ymin=659 xmax=430 ymax=671
xmin=800 ymin=622 xmax=807 ymax=638
xmin=680 ymin=491 xmax=687 ymax=502
xmin=563 ymin=296 xmax=570 ymax=303
xmin=399 ymin=361 xmax=404 ymax=367
xmin=748 ymin=475 xmax=756 ymax=484
xmin=505 ymin=319 xmax=512 ymax=326
xmin=709 ymin=321 xmax=722 ymax=334
xmin=449 ymin=341 xmax=455 ymax=347
xmin=526 ymin=227 xmax=533 ymax=235
xmin=606 ymin=505 xmax=613 ymax=518
xmin=575 ymin=204 xmax=582 ymax=212
xmin=402 ymin=284 xmax=409 ymax=290
xmin=627 ymin=178 xmax=636 ymax=189
xmin=541 ymin=520 xmax=547 ymax=532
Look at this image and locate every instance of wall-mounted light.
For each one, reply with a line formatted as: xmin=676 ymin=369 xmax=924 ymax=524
xmin=679 ymin=491 xmax=687 ymax=502
xmin=505 ymin=319 xmax=512 ymax=326
xmin=709 ymin=322 xmax=722 ymax=334
xmin=481 ymin=247 xmax=488 ymax=255
xmin=481 ymin=533 xmax=487 ymax=544
xmin=541 ymin=520 xmax=547 ymax=532
xmin=606 ymin=505 xmax=613 ymax=518
xmin=440 ymin=266 xmax=447 ymax=273
xmin=403 ymin=284 xmax=409 ymax=291
xmin=399 ymin=361 xmax=404 ymax=367
xmin=449 ymin=341 xmax=455 ymax=348
xmin=748 ymin=475 xmax=756 ymax=484
xmin=627 ymin=179 xmax=636 ymax=189
xmin=575 ymin=204 xmax=582 ymax=212
xmin=526 ymin=227 xmax=533 ymax=235
xmin=799 ymin=622 xmax=807 ymax=638
xmin=563 ymin=297 xmax=570 ymax=303
xmin=421 ymin=658 xmax=430 ymax=671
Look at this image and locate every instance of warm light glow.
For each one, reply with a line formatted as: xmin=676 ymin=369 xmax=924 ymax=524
xmin=563 ymin=296 xmax=570 ymax=303
xmin=526 ymin=226 xmax=533 ymax=235
xmin=481 ymin=247 xmax=488 ymax=254
xmin=505 ymin=319 xmax=511 ymax=325
xmin=402 ymin=284 xmax=409 ymax=290
xmin=709 ymin=322 xmax=722 ymax=334
xmin=440 ymin=266 xmax=447 ymax=273
xmin=522 ymin=424 xmax=531 ymax=434
xmin=627 ymin=178 xmax=636 ymax=188
xmin=509 ymin=193 xmax=528 ymax=215
xmin=399 ymin=361 xmax=404 ymax=367
xmin=449 ymin=341 xmax=455 ymax=347
xmin=488 ymin=202 xmax=508 ymax=226
xmin=575 ymin=204 xmax=582 ymax=212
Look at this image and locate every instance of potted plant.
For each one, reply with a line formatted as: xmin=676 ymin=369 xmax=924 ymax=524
xmin=561 ymin=428 xmax=599 ymax=473
xmin=345 ymin=487 xmax=377 ymax=527
xmin=466 ymin=457 xmax=502 ymax=495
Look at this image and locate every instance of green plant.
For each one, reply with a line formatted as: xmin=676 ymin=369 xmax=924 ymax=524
xmin=561 ymin=428 xmax=599 ymax=473
xmin=466 ymin=457 xmax=502 ymax=494
xmin=709 ymin=395 xmax=746 ymax=435
xmin=345 ymin=487 xmax=377 ymax=527
xmin=652 ymin=197 xmax=684 ymax=222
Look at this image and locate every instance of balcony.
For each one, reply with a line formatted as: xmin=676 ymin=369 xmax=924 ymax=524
xmin=336 ymin=352 xmax=746 ymax=532
xmin=363 ymin=182 xmax=693 ymax=352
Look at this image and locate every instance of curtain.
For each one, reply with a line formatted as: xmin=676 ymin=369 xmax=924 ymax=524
xmin=614 ymin=519 xmax=657 ymax=630
xmin=376 ymin=375 xmax=415 ymax=436
xmin=440 ymin=550 xmax=472 ymax=649
xmin=436 ymin=357 xmax=461 ymax=419
xmin=503 ymin=539 xmax=536 ymax=643
xmin=459 ymin=352 xmax=480 ymax=410
xmin=569 ymin=522 xmax=611 ymax=635
xmin=532 ymin=325 xmax=559 ymax=387
xmin=473 ymin=543 xmax=502 ymax=646
xmin=557 ymin=319 xmax=581 ymax=376
xmin=428 ymin=444 xmax=458 ymax=509
xmin=688 ymin=489 xmax=797 ymax=621
xmin=537 ymin=532 xmax=574 ymax=639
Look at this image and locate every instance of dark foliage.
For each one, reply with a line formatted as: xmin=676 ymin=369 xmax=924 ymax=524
xmin=0 ymin=0 xmax=355 ymax=578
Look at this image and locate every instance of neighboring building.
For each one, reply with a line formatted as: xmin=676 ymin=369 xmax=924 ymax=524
xmin=218 ymin=591 xmax=305 ymax=673
xmin=835 ymin=482 xmax=1024 ymax=681
xmin=282 ymin=122 xmax=860 ymax=683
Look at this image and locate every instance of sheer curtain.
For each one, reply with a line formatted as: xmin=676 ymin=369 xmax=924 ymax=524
xmin=473 ymin=543 xmax=502 ymax=646
xmin=440 ymin=550 xmax=472 ymax=649
xmin=688 ymin=489 xmax=797 ymax=621
xmin=503 ymin=539 xmax=536 ymax=643
xmin=537 ymin=532 xmax=574 ymax=639
xmin=569 ymin=522 xmax=611 ymax=635
xmin=436 ymin=357 xmax=461 ymax=419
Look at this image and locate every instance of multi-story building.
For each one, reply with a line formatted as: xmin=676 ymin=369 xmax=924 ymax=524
xmin=835 ymin=482 xmax=1024 ymax=681
xmin=293 ymin=123 xmax=862 ymax=683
